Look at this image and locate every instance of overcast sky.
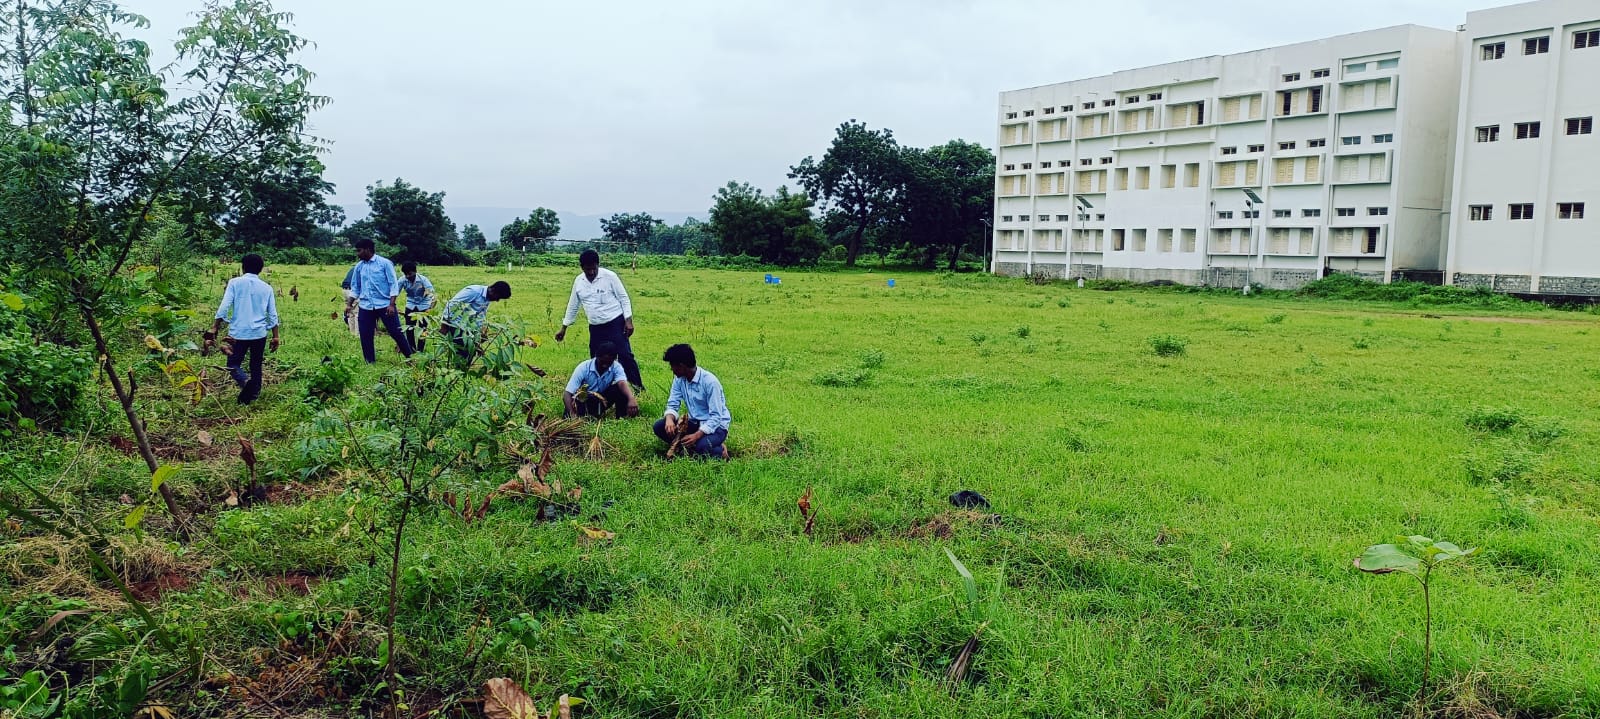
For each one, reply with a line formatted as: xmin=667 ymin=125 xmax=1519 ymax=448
xmin=126 ymin=0 xmax=1497 ymax=215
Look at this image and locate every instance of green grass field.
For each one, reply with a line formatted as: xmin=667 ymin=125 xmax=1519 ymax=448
xmin=7 ymin=263 xmax=1600 ymax=717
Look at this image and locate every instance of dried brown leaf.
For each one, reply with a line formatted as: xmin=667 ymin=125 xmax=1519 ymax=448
xmin=576 ymin=524 xmax=616 ymax=545
xmin=238 ymin=436 xmax=257 ymax=471
xmin=27 ymin=609 xmax=91 ymax=646
xmin=498 ymin=478 xmax=526 ymax=495
xmin=798 ymin=487 xmax=812 ymax=518
xmin=476 ymin=494 xmax=493 ymax=520
xmin=537 ymin=446 xmax=554 ymax=481
xmin=558 ymin=694 xmax=573 ymax=719
xmin=567 ymin=486 xmax=582 ymax=502
xmin=224 ymin=491 xmax=239 ymax=507
xmin=196 ymin=430 xmax=213 ymax=447
xmin=484 ymin=678 xmax=540 ymax=719
xmin=517 ymin=463 xmax=537 ymax=485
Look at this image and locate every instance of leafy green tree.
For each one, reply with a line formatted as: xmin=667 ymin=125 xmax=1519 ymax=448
xmin=708 ymin=182 xmax=824 ymax=265
xmin=363 ymin=178 xmax=465 ymax=264
xmin=599 ymin=212 xmax=662 ymax=250
xmin=460 ymin=223 xmax=488 ymax=250
xmin=899 ymin=140 xmax=994 ymax=269
xmin=0 ymin=0 xmax=326 ymax=515
xmin=500 ymin=207 xmax=559 ymax=251
xmin=789 ymin=120 xmax=906 ymax=266
xmin=646 ymin=217 xmax=714 ymax=255
xmin=225 ymin=150 xmax=344 ymax=249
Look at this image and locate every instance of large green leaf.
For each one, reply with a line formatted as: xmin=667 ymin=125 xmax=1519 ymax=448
xmin=944 ymin=548 xmax=979 ymax=613
xmin=1355 ymin=543 xmax=1420 ymax=575
xmin=0 ymin=292 xmax=24 ymax=311
xmin=151 ymin=464 xmax=180 ymax=493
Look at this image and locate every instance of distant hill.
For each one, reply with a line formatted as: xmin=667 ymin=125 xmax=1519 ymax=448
xmin=340 ymin=206 xmax=703 ymax=243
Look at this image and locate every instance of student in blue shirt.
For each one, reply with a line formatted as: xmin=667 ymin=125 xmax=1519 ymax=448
xmin=398 ymin=261 xmax=435 ymax=352
xmin=348 ymin=239 xmax=413 ymax=363
xmin=562 ymin=341 xmax=640 ymax=419
xmin=206 ymin=253 xmax=280 ymax=405
xmin=653 ymin=343 xmax=731 ymax=460
xmin=440 ymin=281 xmax=513 ymax=361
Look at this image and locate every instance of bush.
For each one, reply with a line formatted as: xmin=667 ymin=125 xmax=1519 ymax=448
xmin=1296 ymin=274 xmax=1542 ymax=310
xmin=1147 ymin=334 xmax=1189 ymax=357
xmin=1013 ymin=325 xmax=1031 ymax=339
xmin=0 ymin=329 xmax=94 ymax=433
xmin=1465 ymin=406 xmax=1525 ymax=433
xmin=304 ymin=356 xmax=358 ymax=403
xmin=858 ymin=349 xmax=885 ymax=369
xmin=812 ymin=367 xmax=870 ymax=387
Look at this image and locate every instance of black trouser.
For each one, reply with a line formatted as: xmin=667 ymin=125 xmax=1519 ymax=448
xmin=589 ymin=315 xmax=642 ymax=388
xmin=567 ymin=384 xmax=632 ymax=419
xmin=357 ymin=307 xmax=413 ymax=363
xmin=403 ymin=310 xmax=427 ymax=352
xmin=225 ymin=337 xmax=267 ymax=404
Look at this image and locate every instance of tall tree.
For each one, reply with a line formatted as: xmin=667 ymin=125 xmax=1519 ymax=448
xmin=225 ymin=150 xmax=344 ymax=249
xmin=900 ymin=140 xmax=995 ymax=269
xmin=460 ymin=223 xmax=488 ymax=250
xmin=646 ymin=217 xmax=714 ymax=255
xmin=599 ymin=212 xmax=661 ymax=250
xmin=708 ymin=182 xmax=824 ymax=265
xmin=364 ymin=178 xmax=463 ymax=264
xmin=499 ymin=207 xmax=559 ymax=251
xmin=789 ymin=120 xmax=906 ymax=266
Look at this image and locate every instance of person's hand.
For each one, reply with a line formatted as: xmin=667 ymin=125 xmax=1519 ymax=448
xmin=554 ymin=327 xmax=566 ymax=343
xmin=626 ymin=397 xmax=640 ymax=416
xmin=202 ymin=330 xmax=216 ymax=342
xmin=684 ymin=431 xmax=704 ymax=447
xmin=269 ymin=337 xmax=279 ymax=353
xmin=663 ymin=415 xmax=676 ymax=435
xmin=385 ymin=304 xmax=396 ymax=317
xmin=624 ymin=318 xmax=634 ymax=337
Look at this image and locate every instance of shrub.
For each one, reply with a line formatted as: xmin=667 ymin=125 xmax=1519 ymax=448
xmin=1148 ymin=334 xmax=1189 ymax=357
xmin=812 ymin=367 xmax=870 ymax=387
xmin=858 ymin=349 xmax=885 ymax=369
xmin=304 ymin=356 xmax=358 ymax=403
xmin=0 ymin=329 xmax=94 ymax=433
xmin=1013 ymin=325 xmax=1031 ymax=339
xmin=968 ymin=332 xmax=987 ymax=345
xmin=1465 ymin=406 xmax=1524 ymax=433
xmin=1265 ymin=313 xmax=1286 ymax=324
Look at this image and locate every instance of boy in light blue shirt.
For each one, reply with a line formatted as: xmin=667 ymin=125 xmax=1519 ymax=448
xmin=348 ymin=238 xmax=413 ymax=363
xmin=440 ymin=281 xmax=513 ymax=361
xmin=207 ymin=253 xmax=279 ymax=405
xmin=398 ymin=261 xmax=435 ymax=352
xmin=562 ymin=341 xmax=639 ymax=419
xmin=653 ymin=343 xmax=731 ymax=460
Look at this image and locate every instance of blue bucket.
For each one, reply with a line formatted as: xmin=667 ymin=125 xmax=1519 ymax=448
xmin=887 ymin=279 xmax=896 ymax=287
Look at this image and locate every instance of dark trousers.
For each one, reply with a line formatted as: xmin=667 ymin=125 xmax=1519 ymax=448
xmin=652 ymin=417 xmax=728 ymax=458
xmin=225 ymin=337 xmax=267 ymax=404
xmin=357 ymin=307 xmax=413 ymax=363
xmin=567 ymin=384 xmax=633 ymax=419
xmin=403 ymin=310 xmax=427 ymax=352
xmin=589 ymin=316 xmax=643 ymax=389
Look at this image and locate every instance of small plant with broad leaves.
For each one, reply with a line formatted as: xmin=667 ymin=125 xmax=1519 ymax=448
xmin=1355 ymin=535 xmax=1481 ymax=708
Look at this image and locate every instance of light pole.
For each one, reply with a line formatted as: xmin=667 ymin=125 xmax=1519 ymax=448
xmin=981 ymin=218 xmax=994 ymax=273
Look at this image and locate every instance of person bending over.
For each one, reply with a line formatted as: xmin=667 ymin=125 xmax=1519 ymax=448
xmin=652 ymin=343 xmax=730 ymax=460
xmin=440 ymin=281 xmax=512 ymax=361
xmin=562 ymin=341 xmax=640 ymax=419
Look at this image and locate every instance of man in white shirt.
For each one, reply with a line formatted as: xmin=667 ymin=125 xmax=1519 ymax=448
xmin=555 ymin=250 xmax=642 ymax=390
xmin=207 ymin=253 xmax=279 ymax=405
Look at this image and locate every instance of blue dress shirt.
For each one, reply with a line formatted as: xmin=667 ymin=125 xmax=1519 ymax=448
xmin=215 ymin=273 xmax=280 ymax=340
xmin=565 ymin=358 xmax=627 ymax=394
xmin=664 ymin=367 xmax=731 ymax=434
xmin=444 ymin=285 xmax=491 ymax=329
xmin=350 ymin=255 xmax=400 ymax=310
xmin=398 ymin=274 xmax=435 ymax=312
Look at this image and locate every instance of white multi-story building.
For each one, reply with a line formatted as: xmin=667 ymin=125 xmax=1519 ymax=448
xmin=1446 ymin=0 xmax=1600 ymax=295
xmin=992 ymin=25 xmax=1462 ymax=288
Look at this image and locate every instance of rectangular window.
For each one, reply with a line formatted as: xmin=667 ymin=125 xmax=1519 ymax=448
xmin=1274 ymin=158 xmax=1294 ymax=183
xmin=1148 ymin=92 xmax=1163 ymax=101
xmin=1055 ymin=214 xmax=1070 ymax=221
xmin=1303 ymin=209 xmax=1322 ymax=218
xmin=1575 ymin=30 xmax=1600 ymax=49
xmin=1185 ymin=163 xmax=1200 ymax=187
xmin=1313 ymin=69 xmax=1330 ymax=78
xmin=1019 ymin=215 xmax=1030 ymax=221
xmin=1373 ymin=134 xmax=1393 ymax=143
xmin=1161 ymin=164 xmax=1176 ymax=189
xmin=1376 ymin=58 xmax=1399 ymax=69
xmin=1567 ymin=117 xmax=1594 ymax=135
xmin=1283 ymin=73 xmax=1301 ymax=82
xmin=1368 ymin=207 xmax=1388 ymax=216
xmin=1222 ymin=97 xmax=1241 ymax=122
xmin=1004 ymin=164 xmax=1015 ymax=171
xmin=1525 ymin=36 xmax=1550 ymax=55
xmin=1126 ymin=96 xmax=1139 ymax=104
xmin=1040 ymin=161 xmax=1052 ymax=168
xmin=1005 ymin=112 xmax=1017 ymax=120
xmin=1136 ymin=166 xmax=1150 ymax=190
xmin=1112 ymin=229 xmax=1125 ymax=251
xmin=1346 ymin=62 xmax=1368 ymax=73
xmin=1342 ymin=136 xmax=1362 ymax=146
xmin=1133 ymin=229 xmax=1147 ymax=251
xmin=1244 ymin=160 xmax=1259 ymax=186
xmin=1298 ymin=228 xmax=1315 ymax=254
xmin=1217 ymin=210 xmax=1234 ymax=220
xmin=1481 ymin=42 xmax=1505 ymax=60
xmin=1510 ymin=203 xmax=1534 ymax=220
xmin=1023 ymin=110 xmax=1034 ymax=117
xmin=1100 ymin=156 xmax=1113 ymax=164
xmin=1001 ymin=215 xmax=1013 ymax=222
xmin=1080 ymin=158 xmax=1092 ymax=166
xmin=1469 ymin=205 xmax=1492 ymax=221
xmin=1515 ymin=122 xmax=1540 ymax=139
xmin=1221 ymin=146 xmax=1238 ymax=155
xmin=1309 ymin=87 xmax=1323 ymax=113
xmin=1273 ymin=209 xmax=1292 ymax=218
xmin=1303 ymin=155 xmax=1321 ymax=182
xmin=1336 ymin=207 xmax=1356 ymax=217
xmin=1308 ymin=138 xmax=1327 ymax=148
xmin=1218 ymin=162 xmax=1237 ymax=186
xmin=1102 ymin=99 xmax=1115 ymax=107
xmin=1337 ymin=157 xmax=1359 ymax=181
xmin=1558 ymin=202 xmax=1585 ymax=219
xmin=1279 ymin=141 xmax=1296 ymax=150
xmin=1116 ymin=168 xmax=1129 ymax=191
xmin=1043 ymin=107 xmax=1054 ymax=114
xmin=1182 ymin=229 xmax=1197 ymax=252
xmin=1477 ymin=125 xmax=1500 ymax=142
xmin=1248 ymin=144 xmax=1265 ymax=153
xmin=1243 ymin=210 xmax=1260 ymax=219
xmin=1021 ymin=163 xmax=1032 ymax=169
xmin=1095 ymin=213 xmax=1105 ymax=221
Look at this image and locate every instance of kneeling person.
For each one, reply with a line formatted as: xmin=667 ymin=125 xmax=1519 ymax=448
xmin=563 ymin=341 xmax=639 ymax=419
xmin=652 ymin=343 xmax=730 ymax=460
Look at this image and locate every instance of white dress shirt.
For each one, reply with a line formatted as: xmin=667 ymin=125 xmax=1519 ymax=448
xmin=562 ymin=267 xmax=633 ymax=327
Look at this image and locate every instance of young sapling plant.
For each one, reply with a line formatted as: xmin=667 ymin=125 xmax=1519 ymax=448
xmin=1354 ymin=535 xmax=1481 ymax=707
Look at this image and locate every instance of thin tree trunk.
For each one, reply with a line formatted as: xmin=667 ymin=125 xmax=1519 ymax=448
xmin=381 ymin=493 xmax=412 ymax=714
xmin=845 ymin=222 xmax=866 ymax=266
xmin=80 ymin=302 xmax=183 ymax=523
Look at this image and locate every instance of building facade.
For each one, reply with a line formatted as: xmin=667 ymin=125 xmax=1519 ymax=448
xmin=1446 ymin=0 xmax=1600 ymax=295
xmin=992 ymin=0 xmax=1597 ymax=294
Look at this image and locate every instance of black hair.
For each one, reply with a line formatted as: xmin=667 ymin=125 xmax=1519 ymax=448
xmin=594 ymin=341 xmax=618 ymax=356
xmin=662 ymin=343 xmax=695 ymax=367
xmin=579 ymin=249 xmax=600 ymax=266
xmin=241 ymin=253 xmax=264 ymax=274
xmin=401 ymin=261 xmax=417 ymax=273
xmin=353 ymin=238 xmax=375 ymax=251
xmin=489 ymin=280 xmax=512 ymax=300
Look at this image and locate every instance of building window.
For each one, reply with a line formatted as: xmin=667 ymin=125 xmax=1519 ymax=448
xmin=1126 ymin=96 xmax=1140 ymax=104
xmin=1005 ymin=112 xmax=1017 ymax=120
xmin=1376 ymin=58 xmax=1399 ymax=69
xmin=1019 ymin=215 xmax=1031 ymax=221
xmin=1243 ymin=210 xmax=1260 ymax=219
xmin=1346 ymin=62 xmax=1368 ymax=73
xmin=1080 ymin=158 xmax=1092 ymax=166
xmin=1248 ymin=144 xmax=1264 ymax=153
xmin=1279 ymin=141 xmax=1296 ymax=150
xmin=1373 ymin=133 xmax=1393 ymax=143
xmin=1313 ymin=68 xmax=1330 ymax=78
xmin=1102 ymin=99 xmax=1115 ymax=107
xmin=1283 ymin=72 xmax=1300 ymax=82
xmin=1003 ymin=164 xmax=1015 ymax=171
xmin=1469 ymin=205 xmax=1492 ymax=221
xmin=1021 ymin=162 xmax=1032 ymax=169
xmin=1524 ymin=36 xmax=1550 ymax=55
xmin=1341 ymin=136 xmax=1362 ymax=146
xmin=1510 ymin=203 xmax=1534 ymax=220
xmin=1055 ymin=214 xmax=1070 ymax=221
xmin=1001 ymin=215 xmax=1013 ymax=222
xmin=1299 ymin=209 xmax=1319 ymax=218
xmin=1043 ymin=107 xmax=1054 ymax=115
xmin=1476 ymin=125 xmax=1500 ymax=142
xmin=1481 ymin=42 xmax=1505 ymax=60
xmin=1368 ymin=207 xmax=1388 ymax=216
xmin=1095 ymin=213 xmax=1105 ymax=221
xmin=1336 ymin=207 xmax=1356 ymax=217
xmin=1100 ymin=156 xmax=1113 ymax=164
xmin=1148 ymin=92 xmax=1163 ymax=101
xmin=1040 ymin=161 xmax=1052 ymax=168
xmin=1273 ymin=209 xmax=1292 ymax=218
xmin=1515 ymin=122 xmax=1540 ymax=139
xmin=1221 ymin=146 xmax=1238 ymax=155
xmin=1567 ymin=117 xmax=1594 ymax=135
xmin=1217 ymin=210 xmax=1234 ymax=220
xmin=1558 ymin=202 xmax=1585 ymax=219
xmin=1575 ymin=29 xmax=1600 ymax=49
xmin=1308 ymin=139 xmax=1327 ymax=148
